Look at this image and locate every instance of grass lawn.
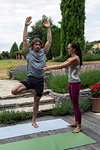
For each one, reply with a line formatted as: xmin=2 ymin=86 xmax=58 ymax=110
xmin=0 ymin=59 xmax=27 ymax=71
xmin=0 ymin=59 xmax=62 ymax=71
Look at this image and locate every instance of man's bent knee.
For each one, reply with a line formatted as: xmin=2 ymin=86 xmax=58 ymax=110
xmin=11 ymin=89 xmax=16 ymax=95
xmin=11 ymin=83 xmax=26 ymax=95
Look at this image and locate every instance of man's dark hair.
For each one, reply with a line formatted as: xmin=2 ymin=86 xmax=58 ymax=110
xmin=31 ymin=38 xmax=43 ymax=48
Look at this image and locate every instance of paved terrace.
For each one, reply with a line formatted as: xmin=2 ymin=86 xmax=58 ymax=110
xmin=0 ymin=80 xmax=100 ymax=149
xmin=0 ymin=113 xmax=100 ymax=150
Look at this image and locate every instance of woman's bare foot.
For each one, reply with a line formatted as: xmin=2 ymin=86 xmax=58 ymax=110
xmin=32 ymin=122 xmax=39 ymax=128
xmin=68 ymin=122 xmax=78 ymax=127
xmin=72 ymin=124 xmax=82 ymax=133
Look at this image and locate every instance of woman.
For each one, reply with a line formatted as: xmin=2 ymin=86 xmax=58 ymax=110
xmin=41 ymin=42 xmax=82 ymax=133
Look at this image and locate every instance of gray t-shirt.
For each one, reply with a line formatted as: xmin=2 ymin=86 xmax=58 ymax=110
xmin=68 ymin=64 xmax=81 ymax=83
xmin=26 ymin=48 xmax=46 ymax=77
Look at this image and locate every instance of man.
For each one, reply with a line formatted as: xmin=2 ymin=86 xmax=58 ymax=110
xmin=11 ymin=16 xmax=52 ymax=128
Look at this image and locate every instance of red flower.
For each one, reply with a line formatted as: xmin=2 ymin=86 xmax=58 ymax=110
xmin=96 ymin=85 xmax=100 ymax=88
xmin=95 ymin=83 xmax=98 ymax=85
xmin=89 ymin=82 xmax=100 ymax=98
xmin=93 ymin=89 xmax=98 ymax=92
xmin=89 ymin=86 xmax=92 ymax=89
xmin=95 ymin=83 xmax=98 ymax=86
xmin=92 ymin=85 xmax=97 ymax=89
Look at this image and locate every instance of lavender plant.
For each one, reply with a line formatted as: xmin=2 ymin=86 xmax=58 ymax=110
xmin=12 ymin=65 xmax=27 ymax=81
xmin=52 ymin=96 xmax=92 ymax=116
xmin=47 ymin=63 xmax=100 ymax=93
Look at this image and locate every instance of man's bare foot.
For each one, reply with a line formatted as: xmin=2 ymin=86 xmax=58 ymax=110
xmin=72 ymin=125 xmax=82 ymax=133
xmin=32 ymin=122 xmax=39 ymax=128
xmin=68 ymin=122 xmax=78 ymax=127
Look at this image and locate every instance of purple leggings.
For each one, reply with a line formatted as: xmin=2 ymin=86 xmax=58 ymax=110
xmin=68 ymin=82 xmax=81 ymax=124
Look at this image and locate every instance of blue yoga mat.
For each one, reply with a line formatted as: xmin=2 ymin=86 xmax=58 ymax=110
xmin=0 ymin=119 xmax=69 ymax=140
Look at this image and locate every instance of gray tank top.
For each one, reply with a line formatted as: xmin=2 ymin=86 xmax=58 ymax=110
xmin=26 ymin=49 xmax=46 ymax=77
xmin=68 ymin=64 xmax=81 ymax=83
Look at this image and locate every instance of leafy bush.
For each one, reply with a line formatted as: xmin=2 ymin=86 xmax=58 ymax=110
xmin=8 ymin=65 xmax=17 ymax=79
xmin=52 ymin=96 xmax=92 ymax=116
xmin=93 ymin=48 xmax=100 ymax=54
xmin=47 ymin=70 xmax=100 ymax=93
xmin=53 ymin=56 xmax=68 ymax=62
xmin=83 ymin=54 xmax=100 ymax=61
xmin=0 ymin=111 xmax=32 ymax=125
xmin=80 ymin=70 xmax=100 ymax=89
xmin=47 ymin=74 xmax=68 ymax=93
xmin=8 ymin=65 xmax=16 ymax=69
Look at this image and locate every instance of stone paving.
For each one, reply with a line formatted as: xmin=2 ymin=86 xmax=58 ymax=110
xmin=0 ymin=80 xmax=55 ymax=113
xmin=0 ymin=80 xmax=19 ymax=97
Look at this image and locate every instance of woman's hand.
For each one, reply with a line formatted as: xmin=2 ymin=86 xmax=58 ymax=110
xmin=40 ymin=66 xmax=49 ymax=71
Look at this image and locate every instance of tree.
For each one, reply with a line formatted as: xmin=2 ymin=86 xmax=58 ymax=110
xmin=28 ymin=15 xmax=47 ymax=48
xmin=27 ymin=15 xmax=61 ymax=60
xmin=19 ymin=42 xmax=25 ymax=57
xmin=10 ymin=42 xmax=18 ymax=59
xmin=84 ymin=41 xmax=94 ymax=53
xmin=60 ymin=0 xmax=85 ymax=59
xmin=1 ymin=51 xmax=10 ymax=59
xmin=51 ymin=25 xmax=61 ymax=58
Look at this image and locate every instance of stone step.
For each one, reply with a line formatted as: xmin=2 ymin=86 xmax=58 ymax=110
xmin=0 ymin=89 xmax=51 ymax=100
xmin=0 ymin=103 xmax=55 ymax=114
xmin=0 ymin=95 xmax=54 ymax=109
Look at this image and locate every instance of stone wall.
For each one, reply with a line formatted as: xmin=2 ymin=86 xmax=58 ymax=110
xmin=49 ymin=88 xmax=91 ymax=102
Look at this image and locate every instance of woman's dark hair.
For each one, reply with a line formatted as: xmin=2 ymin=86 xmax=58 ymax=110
xmin=31 ymin=38 xmax=43 ymax=48
xmin=69 ymin=42 xmax=82 ymax=66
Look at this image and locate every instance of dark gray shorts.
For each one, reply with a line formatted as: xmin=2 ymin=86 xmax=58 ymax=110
xmin=20 ymin=76 xmax=44 ymax=97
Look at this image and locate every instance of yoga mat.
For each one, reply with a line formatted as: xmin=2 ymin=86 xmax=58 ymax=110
xmin=0 ymin=131 xmax=96 ymax=150
xmin=0 ymin=119 xmax=69 ymax=140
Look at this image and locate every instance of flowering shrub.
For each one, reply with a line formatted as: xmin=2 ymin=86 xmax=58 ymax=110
xmin=47 ymin=70 xmax=100 ymax=93
xmin=52 ymin=96 xmax=91 ymax=116
xmin=8 ymin=65 xmax=16 ymax=69
xmin=11 ymin=65 xmax=27 ymax=81
xmin=89 ymin=82 xmax=100 ymax=98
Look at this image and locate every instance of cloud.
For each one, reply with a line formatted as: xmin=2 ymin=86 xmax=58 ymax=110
xmin=0 ymin=0 xmax=100 ymax=52
xmin=0 ymin=0 xmax=61 ymax=52
xmin=85 ymin=0 xmax=100 ymax=14
xmin=85 ymin=20 xmax=100 ymax=42
xmin=85 ymin=0 xmax=100 ymax=41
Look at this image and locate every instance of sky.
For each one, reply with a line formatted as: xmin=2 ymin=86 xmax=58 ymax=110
xmin=0 ymin=0 xmax=100 ymax=52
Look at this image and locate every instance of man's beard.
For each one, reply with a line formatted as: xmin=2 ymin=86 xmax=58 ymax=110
xmin=35 ymin=47 xmax=40 ymax=52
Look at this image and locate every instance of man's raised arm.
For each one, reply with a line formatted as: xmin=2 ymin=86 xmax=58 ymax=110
xmin=44 ymin=18 xmax=52 ymax=54
xmin=23 ymin=16 xmax=32 ymax=53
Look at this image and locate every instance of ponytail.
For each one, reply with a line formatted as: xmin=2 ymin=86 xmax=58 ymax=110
xmin=69 ymin=42 xmax=82 ymax=66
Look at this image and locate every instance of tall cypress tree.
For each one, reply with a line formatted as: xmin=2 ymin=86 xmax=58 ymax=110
xmin=60 ymin=0 xmax=85 ymax=59
xmin=10 ymin=42 xmax=19 ymax=59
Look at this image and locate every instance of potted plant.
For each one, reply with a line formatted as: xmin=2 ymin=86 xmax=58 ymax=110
xmin=89 ymin=82 xmax=100 ymax=112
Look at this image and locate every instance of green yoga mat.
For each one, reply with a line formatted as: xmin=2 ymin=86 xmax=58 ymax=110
xmin=0 ymin=131 xmax=96 ymax=150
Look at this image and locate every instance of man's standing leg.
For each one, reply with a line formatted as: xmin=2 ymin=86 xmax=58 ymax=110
xmin=32 ymin=93 xmax=41 ymax=128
